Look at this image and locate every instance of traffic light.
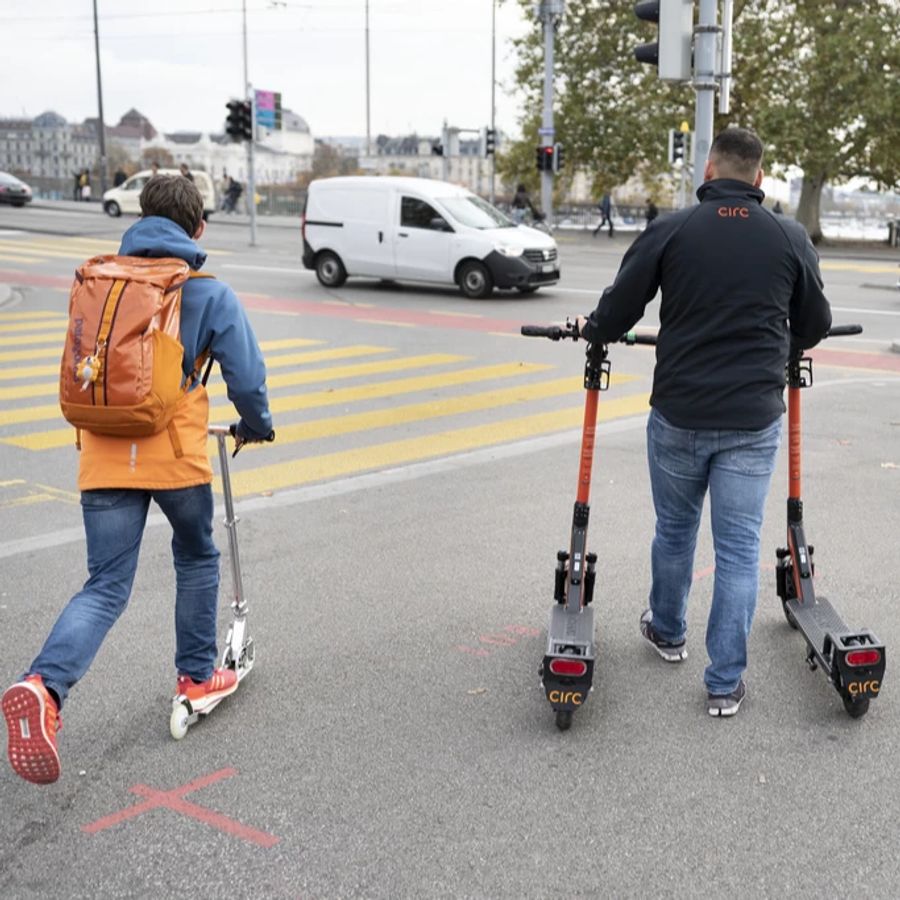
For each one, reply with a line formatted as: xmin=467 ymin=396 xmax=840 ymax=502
xmin=225 ymin=99 xmax=253 ymax=142
xmin=225 ymin=99 xmax=244 ymax=140
xmin=273 ymin=92 xmax=283 ymax=130
xmin=484 ymin=128 xmax=496 ymax=157
xmin=633 ymin=0 xmax=693 ymax=82
xmin=431 ymin=141 xmax=443 ymax=156
xmin=536 ymin=145 xmax=555 ymax=172
xmin=553 ymin=142 xmax=565 ymax=173
xmin=667 ymin=129 xmax=685 ymax=164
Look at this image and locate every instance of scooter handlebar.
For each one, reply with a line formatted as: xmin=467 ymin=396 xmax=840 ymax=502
xmin=826 ymin=324 xmax=863 ymax=337
xmin=521 ymin=324 xmax=575 ymax=340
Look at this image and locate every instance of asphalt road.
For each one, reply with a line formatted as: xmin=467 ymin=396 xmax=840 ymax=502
xmin=0 ymin=203 xmax=899 ymax=898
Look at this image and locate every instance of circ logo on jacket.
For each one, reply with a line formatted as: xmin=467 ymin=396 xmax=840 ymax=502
xmin=718 ymin=206 xmax=750 ymax=219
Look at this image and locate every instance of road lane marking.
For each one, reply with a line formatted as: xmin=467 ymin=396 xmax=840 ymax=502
xmin=224 ymin=393 xmax=651 ymax=496
xmin=0 ymin=311 xmax=64 ymax=321
xmin=0 ymin=320 xmax=66 ymax=335
xmin=4 ymin=361 xmax=554 ymax=448
xmin=209 ymin=374 xmax=636 ymax=453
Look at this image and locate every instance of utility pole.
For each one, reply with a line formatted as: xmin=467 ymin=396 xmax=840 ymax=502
xmin=365 ymin=0 xmax=372 ymax=159
xmin=92 ymin=0 xmax=108 ymax=195
xmin=692 ymin=0 xmax=718 ymax=196
xmin=489 ymin=0 xmax=497 ymax=204
xmin=538 ymin=1 xmax=564 ymax=224
xmin=242 ymin=0 xmax=257 ymax=246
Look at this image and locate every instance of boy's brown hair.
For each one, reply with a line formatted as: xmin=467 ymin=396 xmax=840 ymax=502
xmin=139 ymin=175 xmax=204 ymax=237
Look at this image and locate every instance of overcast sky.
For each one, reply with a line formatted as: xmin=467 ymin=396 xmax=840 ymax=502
xmin=1 ymin=0 xmax=533 ymax=140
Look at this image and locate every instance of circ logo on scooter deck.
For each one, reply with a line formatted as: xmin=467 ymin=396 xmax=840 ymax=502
xmin=847 ymin=680 xmax=880 ymax=696
xmin=548 ymin=690 xmax=583 ymax=706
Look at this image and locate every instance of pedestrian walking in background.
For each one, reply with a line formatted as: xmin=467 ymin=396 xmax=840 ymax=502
xmin=592 ymin=192 xmax=614 ymax=238
xmin=644 ymin=197 xmax=659 ymax=228
xmin=2 ymin=175 xmax=274 ymax=785
xmin=113 ymin=168 xmax=127 ymax=187
xmin=773 ymin=200 xmax=784 ymax=214
xmin=79 ymin=170 xmax=91 ymax=202
xmin=179 ymin=163 xmax=194 ymax=182
xmin=576 ymin=126 xmax=832 ymax=718
xmin=511 ymin=183 xmax=537 ymax=225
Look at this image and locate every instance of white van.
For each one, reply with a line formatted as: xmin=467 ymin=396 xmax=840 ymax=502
xmin=102 ymin=169 xmax=216 ymax=220
xmin=301 ymin=176 xmax=559 ymax=299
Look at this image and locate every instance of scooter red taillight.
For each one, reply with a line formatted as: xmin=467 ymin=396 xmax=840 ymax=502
xmin=548 ymin=658 xmax=587 ymax=677
xmin=846 ymin=649 xmax=881 ymax=666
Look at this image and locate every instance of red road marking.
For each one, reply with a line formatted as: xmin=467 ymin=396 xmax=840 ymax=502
xmin=82 ymin=767 xmax=279 ymax=848
xmin=809 ymin=346 xmax=900 ymax=373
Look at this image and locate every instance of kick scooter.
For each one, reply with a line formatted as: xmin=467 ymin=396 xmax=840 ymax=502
xmin=170 ymin=423 xmax=272 ymax=739
xmin=776 ymin=325 xmax=885 ymax=718
xmin=521 ymin=321 xmax=655 ymax=730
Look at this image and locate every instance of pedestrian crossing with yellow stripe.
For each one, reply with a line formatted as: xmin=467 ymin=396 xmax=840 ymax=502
xmin=0 ymin=233 xmax=230 ymax=266
xmin=0 ymin=309 xmax=652 ymax=502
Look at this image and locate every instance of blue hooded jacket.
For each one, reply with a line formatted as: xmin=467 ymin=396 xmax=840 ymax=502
xmin=118 ymin=216 xmax=272 ymax=438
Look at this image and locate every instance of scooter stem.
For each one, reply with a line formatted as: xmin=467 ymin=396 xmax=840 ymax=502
xmin=788 ymin=384 xmax=802 ymax=505
xmin=576 ymin=389 xmax=600 ymax=505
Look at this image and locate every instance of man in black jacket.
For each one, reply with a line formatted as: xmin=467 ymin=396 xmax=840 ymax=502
xmin=577 ymin=127 xmax=831 ymax=717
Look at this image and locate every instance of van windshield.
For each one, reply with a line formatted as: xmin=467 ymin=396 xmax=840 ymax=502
xmin=439 ymin=195 xmax=515 ymax=229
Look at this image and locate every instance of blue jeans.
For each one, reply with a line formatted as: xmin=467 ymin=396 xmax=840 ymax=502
xmin=28 ymin=485 xmax=220 ymax=708
xmin=646 ymin=409 xmax=782 ymax=694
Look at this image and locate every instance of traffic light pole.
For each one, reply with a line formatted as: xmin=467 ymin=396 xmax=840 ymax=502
xmin=247 ymin=90 xmax=257 ymax=247
xmin=538 ymin=1 xmax=563 ymax=224
xmin=691 ymin=0 xmax=718 ymax=197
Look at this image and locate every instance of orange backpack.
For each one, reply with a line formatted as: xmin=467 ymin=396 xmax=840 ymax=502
xmin=59 ymin=255 xmax=211 ymax=454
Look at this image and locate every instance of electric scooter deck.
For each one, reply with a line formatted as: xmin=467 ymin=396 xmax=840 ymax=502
xmin=775 ymin=326 xmax=885 ymax=718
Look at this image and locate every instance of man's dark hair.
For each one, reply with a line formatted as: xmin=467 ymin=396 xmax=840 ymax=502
xmin=709 ymin=127 xmax=764 ymax=182
xmin=139 ymin=174 xmax=203 ymax=236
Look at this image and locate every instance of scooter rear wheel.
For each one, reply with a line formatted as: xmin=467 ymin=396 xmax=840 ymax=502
xmin=842 ymin=695 xmax=869 ymax=719
xmin=555 ymin=710 xmax=573 ymax=731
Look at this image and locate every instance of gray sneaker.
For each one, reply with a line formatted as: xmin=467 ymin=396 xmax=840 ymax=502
xmin=639 ymin=609 xmax=687 ymax=662
xmin=707 ymin=680 xmax=747 ymax=717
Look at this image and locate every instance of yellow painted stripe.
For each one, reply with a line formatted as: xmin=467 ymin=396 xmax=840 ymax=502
xmin=4 ymin=361 xmax=554 ymax=448
xmin=0 ymin=321 xmax=65 ymax=335
xmin=0 ymin=241 xmax=88 ymax=260
xmin=215 ymin=374 xmax=636 ymax=452
xmin=0 ymin=344 xmax=390 ymax=390
xmin=0 ymin=254 xmax=41 ymax=263
xmin=0 ymin=335 xmax=318 ymax=364
xmin=820 ymin=261 xmax=897 ymax=274
xmin=0 ymin=311 xmax=65 ymax=321
xmin=207 ymin=353 xmax=466 ymax=398
xmin=223 ymin=393 xmax=651 ymax=496
xmin=0 ymin=332 xmax=66 ymax=349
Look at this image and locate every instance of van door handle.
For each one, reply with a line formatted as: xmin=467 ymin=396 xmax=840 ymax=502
xmin=398 ymin=232 xmax=409 ymax=238
xmin=378 ymin=231 xmax=383 ymax=243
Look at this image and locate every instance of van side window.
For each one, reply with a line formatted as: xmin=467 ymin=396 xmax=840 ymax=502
xmin=124 ymin=177 xmax=147 ymax=192
xmin=401 ymin=196 xmax=450 ymax=231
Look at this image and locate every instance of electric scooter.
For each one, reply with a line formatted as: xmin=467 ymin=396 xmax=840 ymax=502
xmin=776 ymin=325 xmax=886 ymax=718
xmin=521 ymin=321 xmax=656 ymax=730
xmin=169 ymin=424 xmax=270 ymax=739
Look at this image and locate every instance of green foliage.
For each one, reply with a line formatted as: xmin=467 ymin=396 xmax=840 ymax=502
xmin=503 ymin=0 xmax=899 ymax=214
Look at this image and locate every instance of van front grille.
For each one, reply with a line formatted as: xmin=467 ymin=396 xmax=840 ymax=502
xmin=523 ymin=248 xmax=558 ymax=264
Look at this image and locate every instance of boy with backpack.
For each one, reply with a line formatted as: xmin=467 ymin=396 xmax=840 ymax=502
xmin=3 ymin=174 xmax=274 ymax=785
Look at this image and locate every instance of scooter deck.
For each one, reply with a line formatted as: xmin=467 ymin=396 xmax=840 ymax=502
xmin=546 ymin=603 xmax=594 ymax=657
xmin=785 ymin=593 xmax=847 ymax=658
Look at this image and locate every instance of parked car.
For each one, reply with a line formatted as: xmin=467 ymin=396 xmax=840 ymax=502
xmin=0 ymin=172 xmax=33 ymax=207
xmin=102 ymin=168 xmax=216 ymax=220
xmin=301 ymin=176 xmax=560 ymax=299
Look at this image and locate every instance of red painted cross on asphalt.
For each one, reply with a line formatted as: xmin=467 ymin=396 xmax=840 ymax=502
xmin=82 ymin=767 xmax=279 ymax=847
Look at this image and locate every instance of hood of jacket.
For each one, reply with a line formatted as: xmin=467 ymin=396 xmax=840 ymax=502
xmin=118 ymin=216 xmax=208 ymax=270
xmin=696 ymin=178 xmax=766 ymax=206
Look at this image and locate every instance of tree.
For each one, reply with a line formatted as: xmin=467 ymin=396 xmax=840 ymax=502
xmin=504 ymin=0 xmax=899 ymax=240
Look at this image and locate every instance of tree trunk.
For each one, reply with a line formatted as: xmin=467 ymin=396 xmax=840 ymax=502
xmin=795 ymin=172 xmax=826 ymax=244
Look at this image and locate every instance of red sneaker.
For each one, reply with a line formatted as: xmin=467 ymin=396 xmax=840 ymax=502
xmin=3 ymin=675 xmax=62 ymax=785
xmin=175 ymin=668 xmax=238 ymax=713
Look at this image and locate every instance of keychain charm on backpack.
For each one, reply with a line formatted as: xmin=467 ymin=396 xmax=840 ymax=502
xmin=75 ymin=354 xmax=101 ymax=391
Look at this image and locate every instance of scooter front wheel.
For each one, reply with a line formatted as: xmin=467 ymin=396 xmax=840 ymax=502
xmin=555 ymin=710 xmax=573 ymax=731
xmin=842 ymin=695 xmax=869 ymax=719
xmin=170 ymin=702 xmax=191 ymax=740
xmin=781 ymin=602 xmax=799 ymax=630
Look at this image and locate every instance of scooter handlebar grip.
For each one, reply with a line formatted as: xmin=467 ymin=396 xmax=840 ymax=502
xmin=826 ymin=324 xmax=863 ymax=337
xmin=619 ymin=330 xmax=658 ymax=345
xmin=521 ymin=324 xmax=562 ymax=339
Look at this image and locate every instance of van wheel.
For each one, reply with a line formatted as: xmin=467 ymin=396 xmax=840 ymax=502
xmin=104 ymin=201 xmax=121 ymax=217
xmin=459 ymin=261 xmax=493 ymax=299
xmin=316 ymin=251 xmax=347 ymax=288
